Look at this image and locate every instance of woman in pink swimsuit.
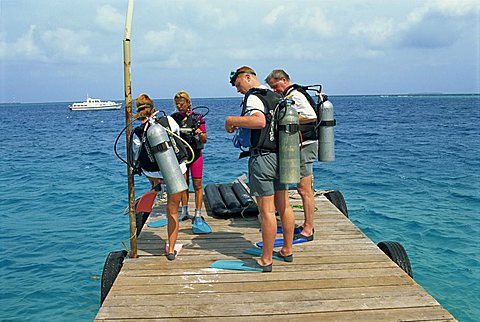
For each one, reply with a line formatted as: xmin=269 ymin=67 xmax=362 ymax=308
xmin=171 ymin=91 xmax=207 ymax=221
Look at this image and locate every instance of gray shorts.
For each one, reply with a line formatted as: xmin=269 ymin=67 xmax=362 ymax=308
xmin=300 ymin=141 xmax=318 ymax=177
xmin=248 ymin=152 xmax=288 ymax=196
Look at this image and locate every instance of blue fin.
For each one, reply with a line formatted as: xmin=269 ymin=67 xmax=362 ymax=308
xmin=277 ymin=225 xmax=303 ymax=234
xmin=209 ymin=260 xmax=262 ymax=272
xmin=192 ymin=216 xmax=212 ymax=234
xmin=147 ymin=218 xmax=168 ymax=228
xmin=243 ymin=247 xmax=285 ymax=261
xmin=147 ymin=213 xmax=186 ymax=228
xmin=256 ymin=237 xmax=309 ymax=248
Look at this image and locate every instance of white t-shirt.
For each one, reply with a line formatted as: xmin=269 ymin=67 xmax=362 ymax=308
xmin=132 ymin=116 xmax=187 ymax=178
xmin=244 ymin=85 xmax=269 ymax=115
xmin=288 ymin=88 xmax=317 ymax=145
xmin=290 ymin=89 xmax=316 ymax=119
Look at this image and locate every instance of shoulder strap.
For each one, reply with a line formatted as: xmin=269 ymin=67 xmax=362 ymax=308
xmin=156 ymin=116 xmax=189 ymax=164
xmin=285 ymin=84 xmax=317 ymax=110
xmin=156 ymin=116 xmax=171 ymax=129
xmin=190 ymin=111 xmax=205 ymax=128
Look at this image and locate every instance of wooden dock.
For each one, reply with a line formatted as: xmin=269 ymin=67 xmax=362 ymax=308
xmin=95 ymin=191 xmax=456 ymax=321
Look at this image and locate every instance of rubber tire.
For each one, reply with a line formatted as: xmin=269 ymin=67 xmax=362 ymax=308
xmin=377 ymin=241 xmax=413 ymax=277
xmin=100 ymin=250 xmax=128 ymax=304
xmin=324 ymin=190 xmax=348 ymax=217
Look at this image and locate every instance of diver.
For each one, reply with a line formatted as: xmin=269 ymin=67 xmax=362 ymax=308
xmin=130 ymin=93 xmax=187 ymax=260
xmin=225 ymin=66 xmax=296 ymax=272
xmin=265 ymin=69 xmax=317 ymax=241
xmin=171 ymin=90 xmax=211 ymax=234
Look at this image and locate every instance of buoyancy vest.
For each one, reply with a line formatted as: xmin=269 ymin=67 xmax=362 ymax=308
xmin=131 ymin=116 xmax=188 ymax=173
xmin=241 ymin=88 xmax=282 ymax=151
xmin=284 ymin=84 xmax=318 ymax=141
xmin=171 ymin=111 xmax=205 ymax=151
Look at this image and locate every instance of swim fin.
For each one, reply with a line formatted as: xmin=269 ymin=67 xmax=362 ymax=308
xmin=277 ymin=225 xmax=303 ymax=234
xmin=147 ymin=218 xmax=168 ymax=228
xmin=243 ymin=247 xmax=286 ymax=261
xmin=209 ymin=260 xmax=262 ymax=272
xmin=135 ymin=189 xmax=158 ymax=213
xmin=192 ymin=216 xmax=212 ymax=234
xmin=148 ymin=213 xmax=190 ymax=228
xmin=256 ymin=237 xmax=310 ymax=248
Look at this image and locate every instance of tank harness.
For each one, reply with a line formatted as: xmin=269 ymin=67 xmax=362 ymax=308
xmin=171 ymin=111 xmax=205 ymax=159
xmin=237 ymin=88 xmax=283 ymax=158
xmin=130 ymin=116 xmax=188 ymax=175
xmin=284 ymin=84 xmax=318 ymax=141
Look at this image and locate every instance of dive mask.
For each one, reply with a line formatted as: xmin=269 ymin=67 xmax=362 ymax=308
xmin=229 ymin=70 xmax=256 ymax=86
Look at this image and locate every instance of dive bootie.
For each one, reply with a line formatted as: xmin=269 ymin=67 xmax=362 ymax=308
xmin=180 ymin=205 xmax=192 ymax=221
xmin=192 ymin=209 xmax=212 ymax=234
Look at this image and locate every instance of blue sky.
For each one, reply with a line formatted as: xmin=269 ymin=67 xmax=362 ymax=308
xmin=1 ymin=0 xmax=479 ymax=103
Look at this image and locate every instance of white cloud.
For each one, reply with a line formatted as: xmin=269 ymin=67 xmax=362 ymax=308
xmin=347 ymin=0 xmax=479 ymax=55
xmin=350 ymin=18 xmax=395 ymax=47
xmin=302 ymin=8 xmax=334 ymax=37
xmin=1 ymin=0 xmax=478 ymax=101
xmin=429 ymin=0 xmax=479 ymax=16
xmin=0 ymin=25 xmax=46 ymax=61
xmin=263 ymin=6 xmax=285 ymax=25
xmin=95 ymin=5 xmax=125 ymax=32
xmin=144 ymin=24 xmax=178 ymax=52
xmin=397 ymin=0 xmax=479 ymax=48
xmin=196 ymin=4 xmax=240 ymax=30
xmin=261 ymin=5 xmax=334 ymax=38
xmin=141 ymin=23 xmax=200 ymax=67
xmin=41 ymin=28 xmax=91 ymax=59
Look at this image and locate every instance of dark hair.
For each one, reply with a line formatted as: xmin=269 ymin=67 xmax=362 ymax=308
xmin=265 ymin=69 xmax=290 ymax=83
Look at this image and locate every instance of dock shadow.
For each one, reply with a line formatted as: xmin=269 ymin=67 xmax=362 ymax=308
xmin=188 ymin=214 xmax=261 ymax=262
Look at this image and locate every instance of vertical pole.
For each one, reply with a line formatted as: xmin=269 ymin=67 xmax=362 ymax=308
xmin=123 ymin=0 xmax=137 ymax=258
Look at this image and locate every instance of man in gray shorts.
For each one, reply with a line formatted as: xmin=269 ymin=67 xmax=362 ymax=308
xmin=266 ymin=69 xmax=318 ymax=240
xmin=225 ymin=66 xmax=295 ymax=272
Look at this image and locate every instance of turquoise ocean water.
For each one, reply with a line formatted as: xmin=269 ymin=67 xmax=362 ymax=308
xmin=0 ymin=94 xmax=479 ymax=321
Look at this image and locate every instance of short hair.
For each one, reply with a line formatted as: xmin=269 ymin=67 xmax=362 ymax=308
xmin=236 ymin=66 xmax=256 ymax=75
xmin=265 ymin=69 xmax=290 ymax=83
xmin=229 ymin=66 xmax=257 ymax=85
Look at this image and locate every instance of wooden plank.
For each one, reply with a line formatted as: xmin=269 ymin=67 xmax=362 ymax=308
xmin=97 ymin=306 xmax=455 ymax=321
xmin=96 ymin=295 xmax=445 ymax=319
xmin=95 ymin=192 xmax=456 ymax=321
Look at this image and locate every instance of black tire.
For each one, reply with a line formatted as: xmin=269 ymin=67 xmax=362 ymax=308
xmin=324 ymin=190 xmax=348 ymax=217
xmin=100 ymin=250 xmax=128 ymax=304
xmin=377 ymin=241 xmax=413 ymax=277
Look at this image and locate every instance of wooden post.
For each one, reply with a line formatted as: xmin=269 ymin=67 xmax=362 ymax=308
xmin=123 ymin=0 xmax=137 ymax=258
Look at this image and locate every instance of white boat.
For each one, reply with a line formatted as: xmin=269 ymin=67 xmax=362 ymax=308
xmin=68 ymin=97 xmax=121 ymax=111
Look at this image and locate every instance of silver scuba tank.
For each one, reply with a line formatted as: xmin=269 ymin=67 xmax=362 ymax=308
xmin=278 ymin=100 xmax=301 ymax=184
xmin=318 ymin=98 xmax=335 ymax=162
xmin=146 ymin=120 xmax=188 ymax=195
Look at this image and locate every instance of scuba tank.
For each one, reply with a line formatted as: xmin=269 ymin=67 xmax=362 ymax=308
xmin=145 ymin=119 xmax=188 ymax=195
xmin=317 ymin=93 xmax=336 ymax=162
xmin=278 ymin=99 xmax=300 ymax=184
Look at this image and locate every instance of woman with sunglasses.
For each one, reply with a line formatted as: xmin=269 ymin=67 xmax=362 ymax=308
xmin=171 ymin=91 xmax=211 ymax=234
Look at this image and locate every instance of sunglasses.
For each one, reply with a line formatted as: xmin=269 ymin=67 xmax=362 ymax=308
xmin=229 ymin=70 xmax=256 ymax=86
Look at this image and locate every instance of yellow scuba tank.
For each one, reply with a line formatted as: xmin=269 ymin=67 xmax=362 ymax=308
xmin=146 ymin=120 xmax=188 ymax=194
xmin=278 ymin=99 xmax=300 ymax=184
